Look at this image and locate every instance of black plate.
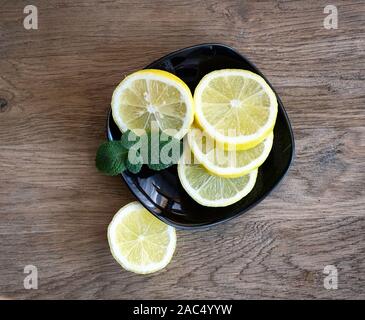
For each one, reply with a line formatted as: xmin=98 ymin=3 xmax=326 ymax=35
xmin=107 ymin=43 xmax=295 ymax=229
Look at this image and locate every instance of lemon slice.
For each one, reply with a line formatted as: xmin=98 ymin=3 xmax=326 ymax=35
xmin=111 ymin=69 xmax=194 ymax=139
xmin=188 ymin=125 xmax=273 ymax=178
xmin=194 ymin=69 xmax=278 ymax=149
xmin=107 ymin=201 xmax=176 ymax=274
xmin=178 ymin=150 xmax=258 ymax=207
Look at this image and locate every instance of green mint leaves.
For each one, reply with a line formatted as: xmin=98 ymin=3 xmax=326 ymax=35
xmin=95 ymin=130 xmax=183 ymax=175
xmin=95 ymin=141 xmax=128 ymax=176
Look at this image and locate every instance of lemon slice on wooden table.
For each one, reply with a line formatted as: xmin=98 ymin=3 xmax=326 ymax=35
xmin=111 ymin=69 xmax=194 ymax=139
xmin=194 ymin=69 xmax=278 ymax=149
xmin=188 ymin=125 xmax=274 ymax=178
xmin=108 ymin=201 xmax=176 ymax=274
xmin=178 ymin=149 xmax=258 ymax=207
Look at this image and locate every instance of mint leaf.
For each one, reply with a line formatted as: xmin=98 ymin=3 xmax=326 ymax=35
xmin=120 ymin=130 xmax=140 ymax=149
xmin=125 ymin=145 xmax=143 ymax=174
xmin=96 ymin=130 xmax=183 ymax=176
xmin=147 ymin=162 xmax=170 ymax=171
xmin=125 ymin=157 xmax=143 ymax=174
xmin=145 ymin=130 xmax=183 ymax=171
xmin=95 ymin=141 xmax=128 ymax=175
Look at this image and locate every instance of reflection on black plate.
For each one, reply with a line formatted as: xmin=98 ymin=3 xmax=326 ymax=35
xmin=107 ymin=43 xmax=295 ymax=229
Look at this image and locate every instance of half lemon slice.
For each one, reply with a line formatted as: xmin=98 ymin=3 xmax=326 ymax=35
xmin=194 ymin=69 xmax=277 ymax=149
xmin=107 ymin=202 xmax=176 ymax=274
xmin=112 ymin=69 xmax=194 ymax=139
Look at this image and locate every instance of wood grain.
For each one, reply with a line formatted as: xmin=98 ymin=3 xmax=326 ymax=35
xmin=0 ymin=0 xmax=364 ymax=299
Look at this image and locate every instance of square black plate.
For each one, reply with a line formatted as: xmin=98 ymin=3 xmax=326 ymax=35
xmin=107 ymin=43 xmax=295 ymax=229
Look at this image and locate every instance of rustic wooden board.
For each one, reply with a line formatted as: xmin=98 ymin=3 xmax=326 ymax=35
xmin=0 ymin=0 xmax=364 ymax=299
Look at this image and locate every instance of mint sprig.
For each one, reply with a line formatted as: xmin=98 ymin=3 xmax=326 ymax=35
xmin=95 ymin=130 xmax=183 ymax=175
xmin=95 ymin=141 xmax=128 ymax=176
xmin=146 ymin=131 xmax=183 ymax=171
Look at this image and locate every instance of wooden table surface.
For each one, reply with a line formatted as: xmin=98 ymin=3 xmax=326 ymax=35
xmin=1 ymin=0 xmax=364 ymax=300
